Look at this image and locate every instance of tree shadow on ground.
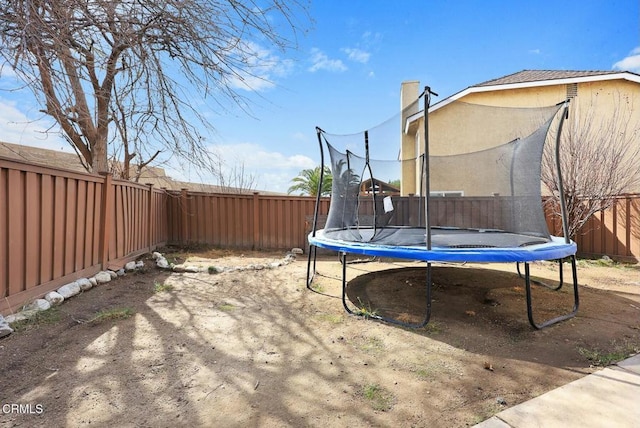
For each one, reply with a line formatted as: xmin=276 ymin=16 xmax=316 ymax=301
xmin=0 ymin=259 xmax=392 ymax=427
xmin=346 ymin=264 xmax=640 ymax=368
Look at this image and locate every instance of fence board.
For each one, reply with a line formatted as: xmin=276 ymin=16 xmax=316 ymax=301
xmin=52 ymin=175 xmax=65 ymax=279
xmin=7 ymin=169 xmax=25 ymax=297
xmin=83 ymin=182 xmax=94 ymax=268
xmin=64 ymin=178 xmax=77 ymax=275
xmin=40 ymin=175 xmax=54 ymax=283
xmin=0 ymin=168 xmax=7 ymax=299
xmin=25 ymin=172 xmax=40 ymax=289
xmin=92 ymin=183 xmax=103 ymax=267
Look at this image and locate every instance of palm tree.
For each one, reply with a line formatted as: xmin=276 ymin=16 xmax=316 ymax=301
xmin=288 ymin=166 xmax=332 ymax=196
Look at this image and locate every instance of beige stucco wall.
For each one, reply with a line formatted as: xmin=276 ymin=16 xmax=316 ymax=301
xmin=401 ymin=78 xmax=640 ymax=196
xmin=400 ymin=81 xmax=420 ymax=195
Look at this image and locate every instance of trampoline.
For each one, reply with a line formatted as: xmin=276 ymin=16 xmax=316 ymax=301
xmin=306 ymin=87 xmax=579 ymax=329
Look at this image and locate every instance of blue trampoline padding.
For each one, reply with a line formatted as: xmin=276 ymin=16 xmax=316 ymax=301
xmin=308 ymin=229 xmax=576 ymax=263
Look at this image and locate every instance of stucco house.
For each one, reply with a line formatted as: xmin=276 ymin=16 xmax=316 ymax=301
xmin=400 ymin=70 xmax=640 ymax=197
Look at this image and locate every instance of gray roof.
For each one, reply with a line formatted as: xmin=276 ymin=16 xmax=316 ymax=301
xmin=0 ymin=141 xmax=282 ymax=194
xmin=473 ymin=69 xmax=630 ymax=87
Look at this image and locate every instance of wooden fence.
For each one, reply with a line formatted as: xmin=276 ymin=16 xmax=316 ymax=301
xmin=166 ymin=190 xmax=330 ymax=250
xmin=1 ymin=155 xmax=639 ymax=314
xmin=0 ymin=157 xmax=168 ymax=314
xmin=568 ymin=194 xmax=640 ymax=263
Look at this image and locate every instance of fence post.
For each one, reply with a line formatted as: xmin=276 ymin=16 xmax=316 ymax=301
xmin=180 ymin=188 xmax=188 ymax=245
xmin=253 ymin=192 xmax=260 ymax=250
xmin=147 ymin=183 xmax=154 ymax=252
xmin=625 ymin=195 xmax=632 ymax=258
xmin=99 ymin=173 xmax=113 ymax=270
xmin=408 ymin=193 xmax=414 ymax=226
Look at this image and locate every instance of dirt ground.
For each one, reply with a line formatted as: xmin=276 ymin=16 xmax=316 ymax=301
xmin=1 ymin=247 xmax=639 ymax=428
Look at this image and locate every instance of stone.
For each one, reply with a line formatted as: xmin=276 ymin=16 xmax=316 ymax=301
xmin=208 ymin=266 xmax=223 ymax=274
xmin=125 ymin=261 xmax=137 ymax=271
xmin=94 ymin=271 xmax=112 ymax=284
xmin=57 ymin=281 xmax=81 ymax=299
xmin=0 ymin=325 xmax=12 ymax=338
xmin=77 ymin=278 xmax=93 ymax=291
xmin=5 ymin=311 xmax=35 ymax=323
xmin=172 ymin=264 xmax=186 ymax=272
xmin=152 ymin=252 xmax=163 ymax=260
xmin=135 ymin=260 xmax=145 ymax=269
xmin=24 ymin=299 xmax=51 ymax=312
xmin=0 ymin=315 xmax=13 ymax=338
xmin=116 ymin=268 xmax=125 ymax=277
xmin=156 ymin=257 xmax=170 ymax=269
xmin=4 ymin=313 xmax=21 ymax=323
xmin=45 ymin=291 xmax=65 ymax=306
xmin=89 ymin=277 xmax=98 ymax=287
xmin=107 ymin=270 xmax=118 ymax=279
xmin=184 ymin=266 xmax=200 ymax=273
xmin=291 ymin=247 xmax=304 ymax=255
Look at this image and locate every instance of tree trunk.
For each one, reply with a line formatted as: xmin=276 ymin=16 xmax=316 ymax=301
xmin=92 ymin=139 xmax=109 ymax=174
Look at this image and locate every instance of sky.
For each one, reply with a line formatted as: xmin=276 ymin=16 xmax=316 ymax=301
xmin=1 ymin=0 xmax=639 ymax=193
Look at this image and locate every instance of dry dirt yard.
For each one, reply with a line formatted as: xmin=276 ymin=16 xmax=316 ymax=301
xmin=1 ymin=247 xmax=639 ymax=428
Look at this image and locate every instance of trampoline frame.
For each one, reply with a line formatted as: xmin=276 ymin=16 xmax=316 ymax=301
xmin=306 ymin=88 xmax=579 ymax=329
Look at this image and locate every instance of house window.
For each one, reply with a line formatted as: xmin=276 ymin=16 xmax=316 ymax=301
xmin=566 ymin=83 xmax=578 ymax=99
xmin=430 ymin=191 xmax=464 ymax=197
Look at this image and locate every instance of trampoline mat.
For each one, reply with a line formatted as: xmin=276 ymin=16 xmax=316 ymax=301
xmin=321 ymin=227 xmax=549 ymax=248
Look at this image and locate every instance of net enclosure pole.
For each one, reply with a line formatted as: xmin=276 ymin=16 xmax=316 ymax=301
xmin=306 ymin=127 xmax=326 ymax=288
xmin=311 ymin=127 xmax=326 ymax=240
xmin=422 ymin=86 xmax=437 ymax=250
xmin=554 ymin=100 xmax=571 ymax=243
xmin=364 ymin=130 xmax=378 ymax=236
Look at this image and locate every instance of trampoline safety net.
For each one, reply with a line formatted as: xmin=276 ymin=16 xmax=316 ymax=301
xmin=316 ymin=98 xmax=566 ymax=249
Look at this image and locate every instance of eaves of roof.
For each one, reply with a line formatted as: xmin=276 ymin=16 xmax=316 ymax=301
xmin=404 ymin=70 xmax=640 ymax=133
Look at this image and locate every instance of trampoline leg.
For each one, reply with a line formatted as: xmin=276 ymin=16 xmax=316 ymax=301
xmin=516 ymin=260 xmax=563 ymax=291
xmin=340 ymin=251 xmax=432 ymax=329
xmin=525 ymin=255 xmax=579 ymax=329
xmin=306 ymin=244 xmax=318 ymax=289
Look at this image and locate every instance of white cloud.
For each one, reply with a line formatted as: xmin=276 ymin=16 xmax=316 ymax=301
xmin=204 ymin=142 xmax=316 ymax=192
xmin=613 ymin=47 xmax=640 ymax=73
xmin=529 ymin=48 xmax=541 ymax=55
xmin=291 ymin=131 xmax=308 ymax=142
xmin=227 ymin=41 xmax=295 ymax=91
xmin=0 ymin=65 xmax=18 ymax=79
xmin=308 ymin=48 xmax=347 ymax=73
xmin=342 ymin=47 xmax=371 ymax=64
xmin=0 ymin=98 xmax=65 ymax=150
xmin=211 ymin=142 xmax=314 ymax=169
xmin=361 ymin=31 xmax=383 ymax=46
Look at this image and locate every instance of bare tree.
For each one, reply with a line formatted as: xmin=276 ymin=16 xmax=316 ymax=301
xmin=542 ymin=94 xmax=640 ymax=238
xmin=0 ymin=0 xmax=309 ymax=178
xmin=212 ymin=156 xmax=257 ymax=193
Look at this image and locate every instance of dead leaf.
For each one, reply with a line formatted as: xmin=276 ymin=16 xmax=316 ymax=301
xmin=484 ymin=361 xmax=494 ymax=371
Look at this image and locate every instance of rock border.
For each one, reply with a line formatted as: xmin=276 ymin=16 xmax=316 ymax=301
xmin=0 ymin=249 xmax=302 ymax=339
xmin=155 ymin=250 xmax=299 ymax=274
xmin=1 ymin=259 xmax=146 ymax=331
